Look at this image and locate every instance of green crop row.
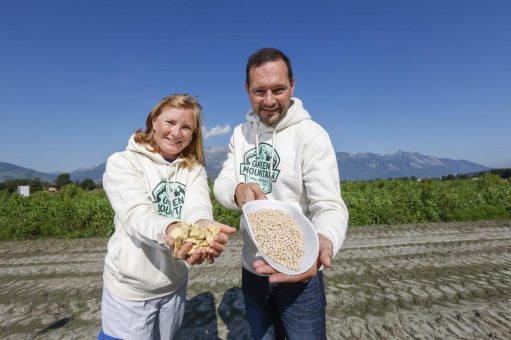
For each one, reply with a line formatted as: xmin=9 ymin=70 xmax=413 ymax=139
xmin=343 ymin=174 xmax=511 ymax=225
xmin=0 ymin=185 xmax=113 ymax=240
xmin=0 ymin=174 xmax=509 ymax=240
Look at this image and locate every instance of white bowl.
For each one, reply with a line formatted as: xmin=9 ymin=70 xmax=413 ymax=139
xmin=242 ymin=199 xmax=319 ymax=275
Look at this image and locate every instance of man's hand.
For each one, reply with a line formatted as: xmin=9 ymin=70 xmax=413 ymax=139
xmin=252 ymin=234 xmax=334 ymax=283
xmin=234 ymin=182 xmax=267 ymax=208
xmin=317 ymin=234 xmax=333 ymax=269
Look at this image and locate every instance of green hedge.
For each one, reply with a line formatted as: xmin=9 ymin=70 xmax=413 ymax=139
xmin=1 ymin=174 xmax=510 ymax=240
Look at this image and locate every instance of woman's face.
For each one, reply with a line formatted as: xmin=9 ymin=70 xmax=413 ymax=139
xmin=152 ymin=106 xmax=196 ymax=160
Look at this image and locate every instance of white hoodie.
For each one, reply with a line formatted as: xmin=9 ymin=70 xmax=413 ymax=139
xmin=102 ymin=135 xmax=212 ymax=300
xmin=213 ymin=97 xmax=349 ymax=274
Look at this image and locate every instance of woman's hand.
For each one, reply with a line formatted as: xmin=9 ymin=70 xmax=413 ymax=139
xmin=196 ymin=219 xmax=237 ymax=264
xmin=165 ymin=222 xmax=208 ymax=265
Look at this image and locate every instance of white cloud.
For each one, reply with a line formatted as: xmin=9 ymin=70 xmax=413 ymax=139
xmin=202 ymin=124 xmax=232 ymax=139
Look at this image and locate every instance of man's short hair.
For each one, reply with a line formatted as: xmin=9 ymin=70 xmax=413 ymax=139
xmin=245 ymin=48 xmax=294 ymax=85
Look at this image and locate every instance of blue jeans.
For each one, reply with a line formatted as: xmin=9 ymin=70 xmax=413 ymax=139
xmin=242 ymin=268 xmax=327 ymax=340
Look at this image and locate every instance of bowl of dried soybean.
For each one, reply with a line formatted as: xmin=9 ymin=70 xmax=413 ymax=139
xmin=242 ymin=199 xmax=319 ymax=275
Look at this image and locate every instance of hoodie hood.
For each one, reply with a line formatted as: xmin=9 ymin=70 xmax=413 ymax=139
xmin=126 ymin=134 xmax=185 ymax=166
xmin=246 ymin=97 xmax=311 ymax=131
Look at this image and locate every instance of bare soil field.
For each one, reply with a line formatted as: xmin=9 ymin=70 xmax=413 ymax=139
xmin=1 ymin=220 xmax=510 ymax=339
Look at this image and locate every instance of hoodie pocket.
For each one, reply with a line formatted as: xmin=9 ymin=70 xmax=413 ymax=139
xmin=118 ymin=237 xmax=173 ymax=291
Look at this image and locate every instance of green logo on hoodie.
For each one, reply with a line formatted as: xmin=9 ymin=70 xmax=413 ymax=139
xmin=152 ymin=181 xmax=186 ymax=218
xmin=240 ymin=143 xmax=281 ymax=193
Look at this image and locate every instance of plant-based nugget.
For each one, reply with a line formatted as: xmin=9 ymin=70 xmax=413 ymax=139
xmin=189 ymin=225 xmax=206 ymax=239
xmin=205 ymin=226 xmax=220 ymax=244
xmin=169 ymin=222 xmax=220 ymax=256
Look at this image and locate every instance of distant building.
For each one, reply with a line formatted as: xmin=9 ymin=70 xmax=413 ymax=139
xmin=18 ymin=185 xmax=30 ymax=197
xmin=48 ymin=186 xmax=58 ymax=192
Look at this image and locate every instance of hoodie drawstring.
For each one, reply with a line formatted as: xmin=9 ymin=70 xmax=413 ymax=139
xmin=165 ymin=163 xmax=178 ymax=216
xmin=255 ymin=121 xmax=277 ymax=183
xmin=255 ymin=122 xmax=260 ymax=162
xmin=269 ymin=128 xmax=276 ymax=182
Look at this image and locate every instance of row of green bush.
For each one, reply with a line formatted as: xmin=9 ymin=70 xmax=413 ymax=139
xmin=0 ymin=174 xmax=509 ymax=240
xmin=0 ymin=185 xmax=112 ymax=240
xmin=343 ymin=175 xmax=510 ymax=225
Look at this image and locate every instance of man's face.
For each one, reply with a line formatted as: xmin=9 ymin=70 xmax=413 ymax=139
xmin=245 ymin=59 xmax=295 ymax=126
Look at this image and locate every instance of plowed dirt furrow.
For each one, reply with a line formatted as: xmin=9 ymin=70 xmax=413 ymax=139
xmin=0 ymin=220 xmax=509 ymax=339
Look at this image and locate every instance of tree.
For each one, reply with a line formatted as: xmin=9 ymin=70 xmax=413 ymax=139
xmin=55 ymin=173 xmax=71 ymax=189
xmin=3 ymin=179 xmax=29 ymax=193
xmin=80 ymin=178 xmax=97 ymax=191
xmin=29 ymin=177 xmax=45 ymax=192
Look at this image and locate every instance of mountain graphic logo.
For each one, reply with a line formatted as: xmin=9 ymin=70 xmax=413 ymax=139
xmin=152 ymin=181 xmax=186 ymax=217
xmin=240 ymin=143 xmax=281 ymax=193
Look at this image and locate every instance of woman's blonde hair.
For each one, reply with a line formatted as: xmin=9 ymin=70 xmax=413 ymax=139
xmin=134 ymin=93 xmax=205 ymax=168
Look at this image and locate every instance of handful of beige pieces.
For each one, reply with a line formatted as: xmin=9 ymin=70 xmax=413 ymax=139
xmin=168 ymin=222 xmax=220 ymax=256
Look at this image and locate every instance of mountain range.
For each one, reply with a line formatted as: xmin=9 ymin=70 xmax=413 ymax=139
xmin=1 ymin=149 xmax=489 ymax=184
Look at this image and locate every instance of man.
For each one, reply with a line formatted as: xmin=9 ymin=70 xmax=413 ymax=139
xmin=213 ymin=47 xmax=349 ymax=339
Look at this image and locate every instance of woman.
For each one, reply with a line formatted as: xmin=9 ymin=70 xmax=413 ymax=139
xmin=98 ymin=93 xmax=236 ymax=339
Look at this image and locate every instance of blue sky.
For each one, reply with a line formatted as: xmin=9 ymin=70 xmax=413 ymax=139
xmin=1 ymin=0 xmax=510 ymax=173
